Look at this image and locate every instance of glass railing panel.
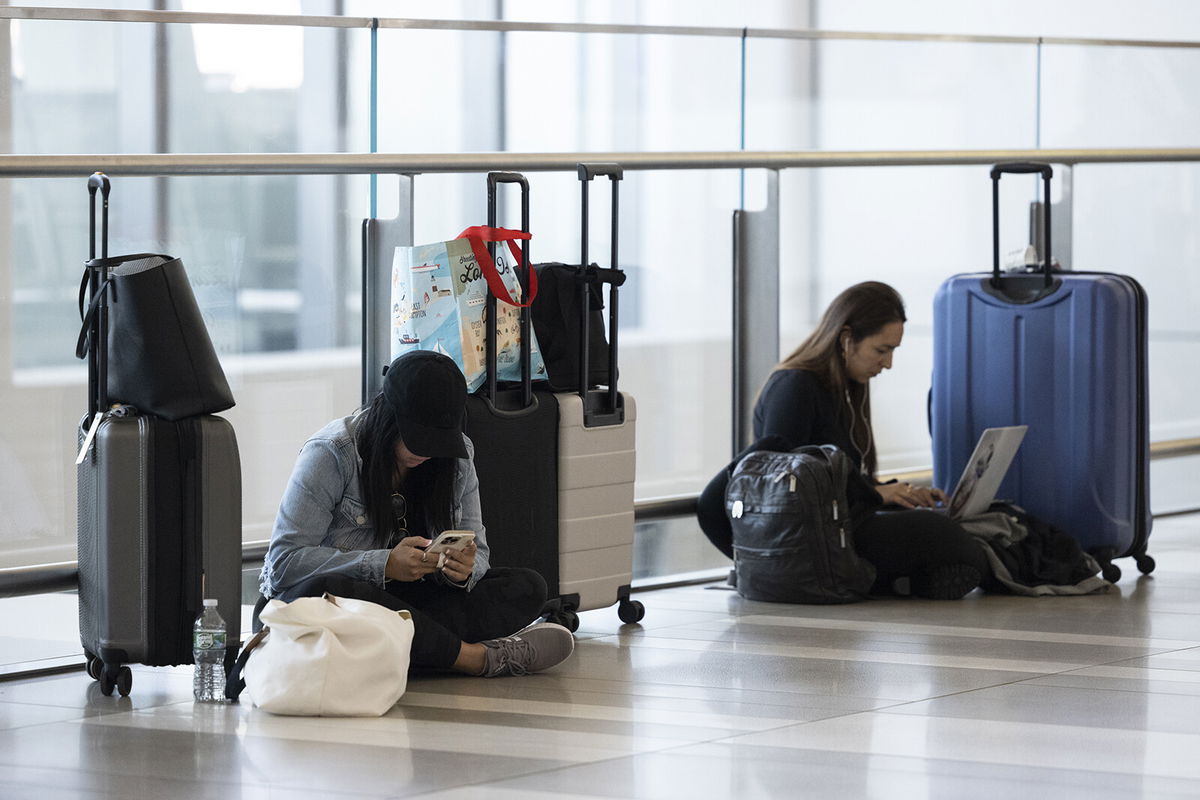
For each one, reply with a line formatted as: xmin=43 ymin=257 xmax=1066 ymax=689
xmin=745 ymin=38 xmax=1040 ymax=152
xmin=2 ymin=172 xmax=369 ymax=571
xmin=1041 ymin=44 xmax=1200 ymax=149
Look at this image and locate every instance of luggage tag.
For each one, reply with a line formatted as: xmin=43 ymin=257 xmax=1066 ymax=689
xmin=75 ymin=413 xmax=103 ymax=465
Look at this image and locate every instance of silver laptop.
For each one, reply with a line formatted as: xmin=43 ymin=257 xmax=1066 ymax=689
xmin=939 ymin=425 xmax=1028 ymax=520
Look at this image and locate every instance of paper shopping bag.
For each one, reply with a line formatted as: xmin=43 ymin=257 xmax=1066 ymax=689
xmin=391 ymin=228 xmax=546 ymax=392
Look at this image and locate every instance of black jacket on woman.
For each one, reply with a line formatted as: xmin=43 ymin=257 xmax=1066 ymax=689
xmin=752 ymin=368 xmax=885 ymax=516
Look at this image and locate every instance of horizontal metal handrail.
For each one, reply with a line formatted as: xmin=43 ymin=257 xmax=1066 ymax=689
xmin=0 ymin=494 xmax=701 ymax=598
xmin=5 ymin=7 xmax=1200 ymax=51
xmin=4 ymin=437 xmax=1198 ymax=598
xmin=887 ymin=438 xmax=1200 ymax=486
xmin=4 ymin=148 xmax=1200 ymax=178
xmin=1151 ymin=437 xmax=1200 ymax=458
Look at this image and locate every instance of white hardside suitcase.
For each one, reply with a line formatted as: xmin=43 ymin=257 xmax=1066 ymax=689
xmin=554 ymin=391 xmax=639 ymax=621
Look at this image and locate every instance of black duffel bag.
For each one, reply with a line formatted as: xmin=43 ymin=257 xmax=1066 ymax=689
xmin=76 ymin=253 xmax=234 ymax=420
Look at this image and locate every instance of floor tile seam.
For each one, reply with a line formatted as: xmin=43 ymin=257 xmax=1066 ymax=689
xmin=392 ymin=737 xmax=738 ymax=797
xmin=692 ymin=670 xmax=1087 ymax=744
xmin=398 ymin=688 xmax=905 ymax=728
xmin=699 ymin=704 xmax=915 ymax=747
xmin=1023 ymin=676 xmax=1200 ymax=698
xmin=603 ymin=635 xmax=1089 ymax=674
xmin=1009 ymin=647 xmax=1200 ymax=692
xmin=1064 ymin=647 xmax=1200 ymax=673
xmin=0 ymin=709 xmax=96 ymax=733
xmin=733 ymin=614 xmax=1200 ymax=650
xmin=599 ymin=627 xmax=1175 ymax=664
xmin=482 ymin=675 xmax=914 ymax=709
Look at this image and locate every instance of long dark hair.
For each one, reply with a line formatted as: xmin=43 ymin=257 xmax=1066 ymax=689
xmin=774 ymin=281 xmax=906 ymax=476
xmin=355 ymin=393 xmax=456 ymax=546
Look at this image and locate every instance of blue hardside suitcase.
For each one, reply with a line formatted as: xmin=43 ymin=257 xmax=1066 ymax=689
xmin=931 ymin=163 xmax=1153 ymax=583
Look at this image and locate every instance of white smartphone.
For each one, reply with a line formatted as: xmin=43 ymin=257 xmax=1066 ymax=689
xmin=425 ymin=530 xmax=475 ymax=555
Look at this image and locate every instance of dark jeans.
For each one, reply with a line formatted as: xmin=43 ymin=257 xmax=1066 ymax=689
xmin=265 ymin=567 xmax=547 ymax=669
xmin=852 ymin=509 xmax=989 ymax=591
xmin=697 ymin=466 xmax=988 ymax=596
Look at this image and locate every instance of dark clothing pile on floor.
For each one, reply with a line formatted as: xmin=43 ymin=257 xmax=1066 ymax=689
xmin=960 ymin=503 xmax=1112 ymax=596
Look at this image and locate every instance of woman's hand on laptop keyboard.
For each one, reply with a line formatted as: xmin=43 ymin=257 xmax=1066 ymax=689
xmin=878 ymin=482 xmax=946 ymax=509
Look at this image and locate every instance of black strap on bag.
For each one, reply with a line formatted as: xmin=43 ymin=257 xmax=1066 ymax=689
xmin=75 ymin=245 xmax=235 ymax=420
xmin=224 ymin=626 xmax=269 ymax=702
xmin=75 ymin=253 xmax=174 ymax=358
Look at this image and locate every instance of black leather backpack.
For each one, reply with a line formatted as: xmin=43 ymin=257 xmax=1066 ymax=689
xmin=726 ymin=445 xmax=876 ymax=604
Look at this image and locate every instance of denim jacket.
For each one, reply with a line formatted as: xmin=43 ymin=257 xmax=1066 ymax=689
xmin=259 ymin=413 xmax=490 ymax=597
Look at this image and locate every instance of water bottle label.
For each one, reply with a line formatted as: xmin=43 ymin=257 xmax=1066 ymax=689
xmin=194 ymin=631 xmax=227 ymax=650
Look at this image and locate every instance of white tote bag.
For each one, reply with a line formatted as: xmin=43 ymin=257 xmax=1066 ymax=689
xmin=228 ymin=594 xmax=414 ymax=717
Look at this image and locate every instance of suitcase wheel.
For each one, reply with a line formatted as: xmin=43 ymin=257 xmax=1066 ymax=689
xmin=116 ymin=667 xmax=132 ymax=697
xmin=98 ymin=664 xmax=132 ymax=697
xmin=86 ymin=656 xmax=103 ymax=681
xmin=1135 ymin=553 xmax=1156 ymax=575
xmin=618 ymin=599 xmax=645 ymax=625
xmin=1101 ymin=561 xmax=1122 ymax=584
xmin=548 ymin=609 xmax=579 ymax=633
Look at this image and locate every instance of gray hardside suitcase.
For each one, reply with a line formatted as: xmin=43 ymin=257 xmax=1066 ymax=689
xmin=76 ymin=174 xmax=242 ymax=696
xmin=76 ymin=411 xmax=242 ymax=695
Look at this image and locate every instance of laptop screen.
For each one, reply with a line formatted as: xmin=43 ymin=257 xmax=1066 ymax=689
xmin=944 ymin=425 xmax=1028 ymax=519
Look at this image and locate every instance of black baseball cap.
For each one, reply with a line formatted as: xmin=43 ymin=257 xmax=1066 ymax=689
xmin=382 ymin=351 xmax=469 ymax=459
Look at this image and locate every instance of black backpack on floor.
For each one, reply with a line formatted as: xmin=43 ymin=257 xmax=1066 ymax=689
xmin=726 ymin=445 xmax=876 ymax=604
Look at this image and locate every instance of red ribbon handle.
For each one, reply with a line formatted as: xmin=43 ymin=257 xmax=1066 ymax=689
xmin=456 ymin=226 xmax=537 ymax=307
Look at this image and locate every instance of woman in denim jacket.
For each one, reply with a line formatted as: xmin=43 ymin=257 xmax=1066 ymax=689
xmin=259 ymin=351 xmax=574 ymax=678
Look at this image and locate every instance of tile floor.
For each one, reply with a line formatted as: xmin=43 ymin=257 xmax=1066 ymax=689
xmin=1 ymin=515 xmax=1198 ymax=799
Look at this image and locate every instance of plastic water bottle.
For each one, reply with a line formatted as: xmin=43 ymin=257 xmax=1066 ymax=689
xmin=192 ymin=598 xmax=227 ymax=703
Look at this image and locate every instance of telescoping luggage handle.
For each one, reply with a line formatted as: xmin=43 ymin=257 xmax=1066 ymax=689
xmin=577 ymin=163 xmax=627 ymax=426
xmin=991 ymin=162 xmax=1053 ymax=292
xmin=484 ymin=172 xmax=535 ymax=407
xmin=83 ymin=172 xmax=112 ymax=420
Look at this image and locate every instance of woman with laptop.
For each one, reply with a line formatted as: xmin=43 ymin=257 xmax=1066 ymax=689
xmin=698 ymin=281 xmax=989 ymax=600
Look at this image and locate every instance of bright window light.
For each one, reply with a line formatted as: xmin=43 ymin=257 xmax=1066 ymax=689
xmin=11 ymin=20 xmax=23 ymax=81
xmin=183 ymin=0 xmax=304 ymax=91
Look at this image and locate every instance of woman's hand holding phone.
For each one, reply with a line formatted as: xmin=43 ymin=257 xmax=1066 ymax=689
xmin=385 ymin=531 xmax=476 ymax=583
xmin=437 ymin=536 xmax=476 ymax=584
xmin=385 ymin=535 xmax=438 ymax=582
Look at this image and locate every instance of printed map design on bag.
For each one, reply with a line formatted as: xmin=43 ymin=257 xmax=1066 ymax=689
xmin=391 ymin=238 xmax=545 ymax=392
xmin=391 ymin=240 xmax=478 ymax=381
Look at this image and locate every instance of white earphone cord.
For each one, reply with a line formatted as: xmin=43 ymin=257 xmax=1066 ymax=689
xmin=845 ymin=389 xmax=873 ymax=475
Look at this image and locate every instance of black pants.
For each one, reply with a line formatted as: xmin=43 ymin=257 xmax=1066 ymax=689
xmin=267 ymin=567 xmax=547 ymax=669
xmin=697 ymin=468 xmax=988 ymax=596
xmin=852 ymin=509 xmax=989 ymax=592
